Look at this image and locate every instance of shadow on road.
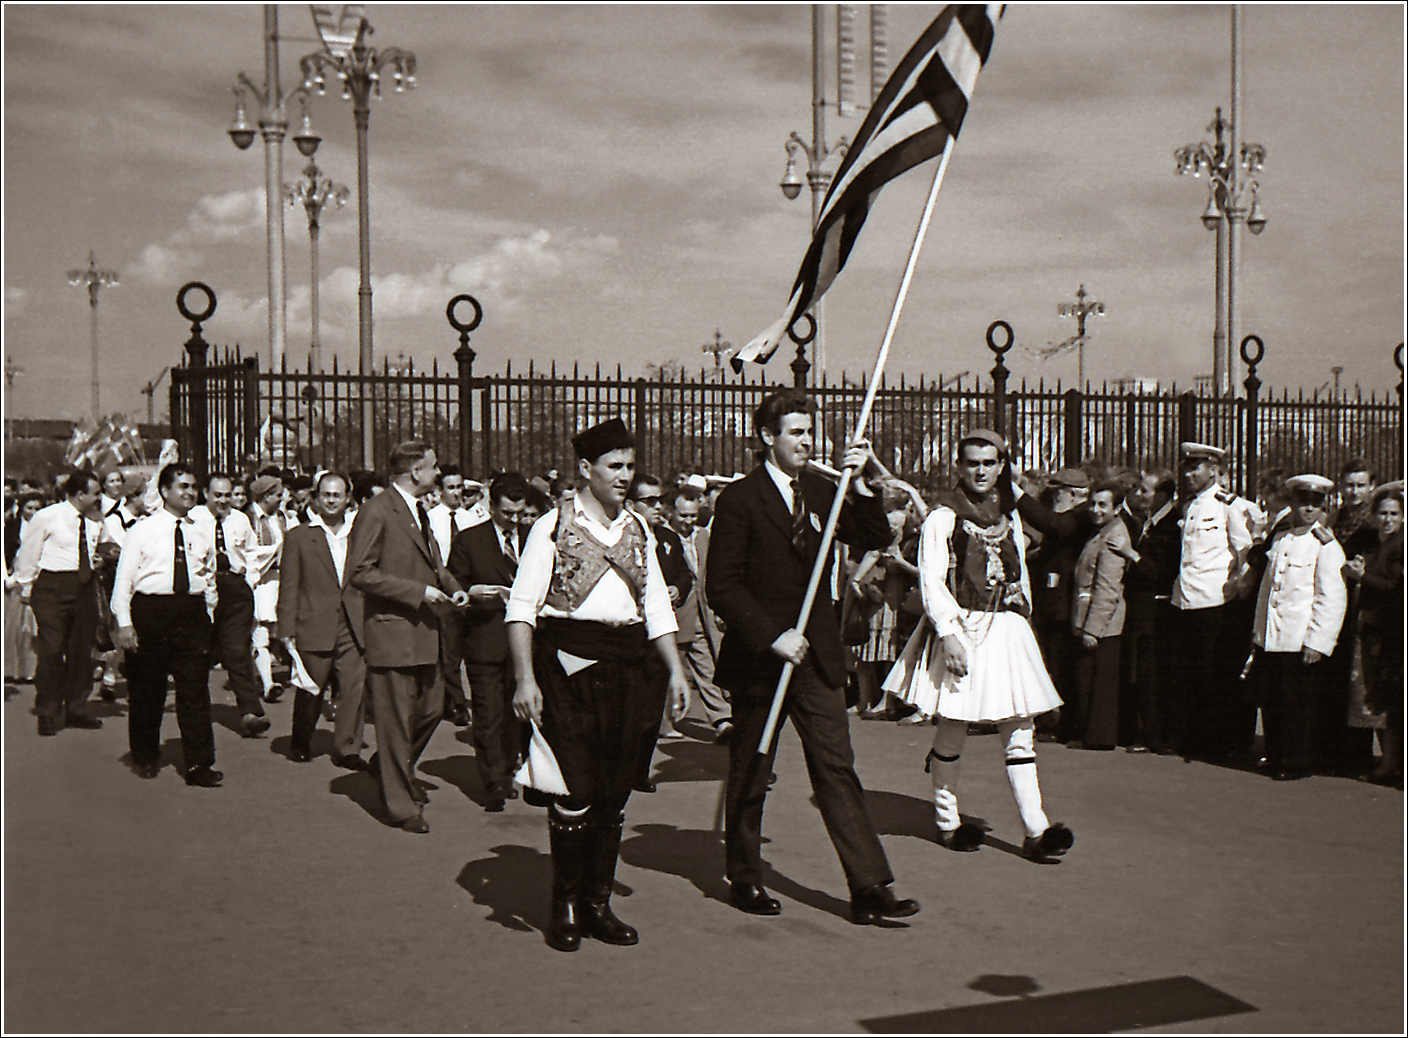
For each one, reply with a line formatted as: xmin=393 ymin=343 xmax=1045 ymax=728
xmin=421 ymin=753 xmax=503 ymax=810
xmin=456 ymin=845 xmax=551 ymax=935
xmin=649 ymin=739 xmax=727 ymax=785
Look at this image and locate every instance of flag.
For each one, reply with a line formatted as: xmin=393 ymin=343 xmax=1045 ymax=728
xmin=734 ymin=4 xmax=1004 ymax=372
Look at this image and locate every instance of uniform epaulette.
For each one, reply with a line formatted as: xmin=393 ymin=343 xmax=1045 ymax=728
xmin=1213 ymin=488 xmax=1236 ymax=505
xmin=1312 ymin=525 xmax=1334 ymax=545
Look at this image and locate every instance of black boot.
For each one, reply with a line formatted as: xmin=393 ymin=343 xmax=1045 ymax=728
xmin=546 ymin=812 xmax=590 ymax=952
xmin=581 ymin=816 xmax=639 ymax=946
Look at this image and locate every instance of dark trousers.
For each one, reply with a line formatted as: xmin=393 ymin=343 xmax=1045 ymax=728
xmin=368 ymin=663 xmax=443 ymax=824
xmin=211 ymin=573 xmax=264 ymax=718
xmin=440 ymin=614 xmax=468 ymax=712
xmin=463 ymin=659 xmax=521 ymax=796
xmin=1258 ymin=652 xmax=1322 ymax=774
xmin=290 ymin=619 xmax=367 ymax=760
xmin=1074 ymin=635 xmax=1121 ymax=749
xmin=725 ymin=662 xmax=892 ymax=894
xmin=1173 ymin=602 xmax=1256 ymax=761
xmin=30 ymin=570 xmax=99 ymax=721
xmin=1034 ymin=617 xmax=1078 ymax=740
xmin=1121 ymin=598 xmax=1173 ymax=750
xmin=127 ymin=594 xmax=215 ymax=773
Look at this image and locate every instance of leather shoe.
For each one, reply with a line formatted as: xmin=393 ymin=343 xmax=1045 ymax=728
xmin=261 ymin=684 xmax=284 ymax=704
xmin=64 ymin=710 xmax=102 ymax=730
xmin=133 ymin=761 xmax=160 ymax=779
xmin=240 ymin=713 xmax=271 ymax=738
xmin=728 ymin=882 xmax=781 ymax=916
xmin=399 ymin=815 xmax=430 ymax=834
xmin=447 ymin=703 xmax=470 ymax=727
xmin=850 ymin=884 xmax=920 ymax=925
xmin=1022 ymin=822 xmax=1075 ymax=862
xmin=36 ymin=716 xmax=60 ymax=737
xmin=331 ymin=754 xmax=369 ymax=771
xmin=936 ymin=822 xmax=984 ymax=852
xmin=633 ymin=779 xmax=657 ymax=793
xmin=484 ymin=798 xmax=506 ymax=813
xmin=184 ymin=768 xmax=224 ymax=788
xmin=582 ymin=899 xmax=639 ymax=945
xmin=288 ymin=746 xmax=312 ymax=763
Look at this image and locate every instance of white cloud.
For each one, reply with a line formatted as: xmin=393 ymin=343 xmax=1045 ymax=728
xmin=130 ymin=189 xmax=266 ymax=283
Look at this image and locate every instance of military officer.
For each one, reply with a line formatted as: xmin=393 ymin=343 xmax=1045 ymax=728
xmin=1170 ymin=442 xmax=1257 ymax=762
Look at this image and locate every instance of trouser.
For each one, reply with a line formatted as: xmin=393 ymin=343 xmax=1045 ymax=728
xmin=1073 ymin=635 xmax=1121 ymax=749
xmin=30 ymin=570 xmax=99 ymax=721
xmin=368 ymin=663 xmax=444 ymax=824
xmin=290 ymin=620 xmax=367 ymax=760
xmin=440 ymin=612 xmax=469 ymax=713
xmin=1122 ymin=598 xmax=1173 ymax=750
xmin=463 ymin=659 xmax=521 ymax=795
xmin=126 ymin=594 xmax=215 ymax=773
xmin=724 ymin=662 xmax=892 ymax=894
xmin=211 ymin=573 xmax=265 ymax=719
xmin=1258 ymin=651 xmax=1322 ymax=774
xmin=1173 ymin=602 xmax=1255 ymax=760
xmin=1033 ymin=615 xmax=1077 ymax=739
xmin=682 ymin=626 xmax=730 ymax=728
xmin=928 ymin=716 xmax=1050 ymax=839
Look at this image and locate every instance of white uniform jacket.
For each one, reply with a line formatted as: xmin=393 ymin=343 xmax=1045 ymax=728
xmin=1252 ymin=524 xmax=1347 ymax=656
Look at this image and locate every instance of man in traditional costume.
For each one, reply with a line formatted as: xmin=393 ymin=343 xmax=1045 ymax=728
xmin=506 ymin=418 xmax=690 ymax=953
xmin=887 ymin=429 xmax=1075 ymax=861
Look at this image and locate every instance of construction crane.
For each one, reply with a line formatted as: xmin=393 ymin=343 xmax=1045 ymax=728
xmin=140 ymin=366 xmax=171 ymax=425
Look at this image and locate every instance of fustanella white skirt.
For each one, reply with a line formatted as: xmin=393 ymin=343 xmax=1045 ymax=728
xmin=882 ymin=609 xmax=1061 ymax=723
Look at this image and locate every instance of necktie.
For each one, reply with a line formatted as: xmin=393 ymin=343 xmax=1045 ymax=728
xmin=215 ymin=519 xmax=231 ymax=573
xmin=258 ymin=514 xmax=273 ymax=546
xmin=790 ymin=478 xmax=808 ymax=555
xmin=77 ymin=516 xmax=92 ymax=584
xmin=173 ymin=521 xmax=190 ymax=595
xmin=503 ymin=525 xmax=519 ymax=565
xmin=416 ymin=501 xmax=437 ymax=562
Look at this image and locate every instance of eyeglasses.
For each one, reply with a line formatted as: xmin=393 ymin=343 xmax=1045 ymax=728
xmin=634 ymin=495 xmax=661 ymax=505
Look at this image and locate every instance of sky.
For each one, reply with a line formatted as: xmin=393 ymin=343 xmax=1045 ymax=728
xmin=3 ymin=3 xmax=1404 ymax=424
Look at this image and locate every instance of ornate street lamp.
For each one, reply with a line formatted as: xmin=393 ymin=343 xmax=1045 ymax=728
xmin=67 ymin=251 xmax=119 ymax=422
xmin=1174 ymin=5 xmax=1267 ymax=397
xmin=228 ymin=5 xmax=319 ymax=367
xmin=300 ymin=7 xmax=415 ymax=468
xmin=1056 ymin=284 xmax=1105 ymax=389
xmin=285 ymin=123 xmax=349 ymax=372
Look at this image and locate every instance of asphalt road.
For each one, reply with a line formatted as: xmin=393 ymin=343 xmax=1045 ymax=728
xmin=3 ymin=674 xmax=1403 ymax=1034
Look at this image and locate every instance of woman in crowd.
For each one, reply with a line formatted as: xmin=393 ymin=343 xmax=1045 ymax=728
xmin=850 ymin=489 xmax=923 ymax=720
xmin=1344 ymin=482 xmax=1404 ymax=786
xmin=1069 ymin=480 xmax=1134 ymax=750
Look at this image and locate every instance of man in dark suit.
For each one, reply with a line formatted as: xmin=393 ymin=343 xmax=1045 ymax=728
xmin=706 ymin=388 xmax=919 ymax=926
xmin=347 ymin=441 xmax=467 ymax=832
xmin=1120 ymin=469 xmax=1181 ymax=753
xmin=277 ymin=471 xmax=368 ymax=769
xmin=447 ymin=471 xmax=530 ymax=811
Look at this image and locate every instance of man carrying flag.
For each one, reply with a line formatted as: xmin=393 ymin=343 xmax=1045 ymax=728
xmin=735 ymin=3 xmax=1004 ymax=371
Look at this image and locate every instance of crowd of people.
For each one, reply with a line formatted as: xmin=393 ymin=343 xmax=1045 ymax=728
xmin=3 ymin=394 xmax=1403 ymax=950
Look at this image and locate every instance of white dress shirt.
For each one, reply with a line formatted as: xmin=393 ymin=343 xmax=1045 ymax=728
xmin=1253 ymin=525 xmax=1347 ymax=655
xmin=111 ymin=507 xmax=218 ymax=626
xmin=1173 ymin=484 xmax=1254 ymax=611
xmin=191 ymin=505 xmax=260 ymax=586
xmin=307 ymin=512 xmax=352 ymax=585
xmin=506 ymin=493 xmax=677 ymax=640
xmin=427 ymin=502 xmax=477 ymax=564
xmin=102 ymin=503 xmax=147 ymax=551
xmin=11 ymin=500 xmax=101 ymax=591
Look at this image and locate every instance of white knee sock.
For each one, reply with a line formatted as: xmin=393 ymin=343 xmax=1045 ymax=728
xmin=930 ymin=719 xmax=968 ymax=832
xmin=1001 ymin=719 xmax=1049 ymax=838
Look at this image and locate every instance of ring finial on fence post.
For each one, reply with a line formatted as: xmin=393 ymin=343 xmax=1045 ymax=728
xmin=1240 ymin=334 xmax=1265 ymax=498
xmin=1394 ymin=341 xmax=1403 ymax=405
xmin=788 ymin=313 xmax=816 ymax=389
xmin=986 ymin=320 xmax=1014 ymax=437
xmin=176 ymin=281 xmax=217 ymax=480
xmin=447 ymin=293 xmax=483 ymax=472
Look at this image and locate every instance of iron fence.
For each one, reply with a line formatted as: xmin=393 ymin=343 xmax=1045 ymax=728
xmin=168 ymin=284 xmax=1403 ymax=495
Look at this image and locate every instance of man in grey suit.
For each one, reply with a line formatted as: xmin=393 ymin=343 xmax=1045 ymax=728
xmin=347 ymin=441 xmax=467 ymax=832
xmin=277 ymin=471 xmax=368 ymax=769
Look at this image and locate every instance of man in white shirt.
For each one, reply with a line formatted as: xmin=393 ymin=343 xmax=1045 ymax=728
xmin=507 ymin=418 xmax=690 ymax=953
xmin=112 ymin=463 xmax=222 ymax=786
xmin=12 ymin=470 xmax=105 ymax=735
xmin=246 ymin=473 xmax=286 ymax=702
xmin=192 ymin=473 xmax=271 ymax=739
xmin=427 ymin=464 xmax=478 ymax=726
xmin=1249 ymin=474 xmax=1348 ymax=780
xmin=1171 ymin=442 xmax=1257 ymax=763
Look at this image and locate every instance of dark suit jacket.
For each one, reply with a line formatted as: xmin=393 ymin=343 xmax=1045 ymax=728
xmin=446 ymin=520 xmax=518 ymax=665
xmin=275 ymin=521 xmax=365 ymax=653
xmin=652 ymin=522 xmax=694 ymax=607
xmin=346 ymin=487 xmax=461 ymax=669
xmin=706 ymin=465 xmax=889 ymax=691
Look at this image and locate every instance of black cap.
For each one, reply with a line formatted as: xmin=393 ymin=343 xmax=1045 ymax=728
xmin=572 ymin=418 xmax=634 ymax=462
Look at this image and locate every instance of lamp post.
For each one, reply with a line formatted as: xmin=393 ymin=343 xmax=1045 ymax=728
xmin=227 ymin=5 xmax=321 ymax=368
xmin=285 ymin=135 xmax=349 ymax=372
xmin=1175 ymin=5 xmax=1267 ymax=397
xmin=299 ymin=10 xmax=415 ymax=468
xmin=701 ymin=329 xmax=732 ymax=379
xmin=67 ymin=251 xmax=119 ymax=423
xmin=5 ymin=355 xmax=21 ymax=446
xmin=1056 ymin=284 xmax=1105 ymax=389
xmin=777 ymin=5 xmax=848 ymax=381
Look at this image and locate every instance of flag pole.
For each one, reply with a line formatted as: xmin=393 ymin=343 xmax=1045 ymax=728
xmin=756 ymin=144 xmax=958 ymax=755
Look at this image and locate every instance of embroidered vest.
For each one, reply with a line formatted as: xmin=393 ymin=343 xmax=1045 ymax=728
xmin=544 ymin=508 xmax=651 ymax=614
xmin=934 ymin=489 xmax=1029 ymax=616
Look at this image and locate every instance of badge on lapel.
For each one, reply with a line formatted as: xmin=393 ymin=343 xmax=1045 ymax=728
xmin=809 ymin=513 xmax=822 ymax=532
